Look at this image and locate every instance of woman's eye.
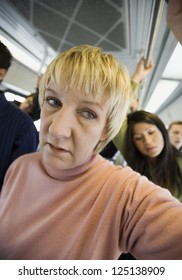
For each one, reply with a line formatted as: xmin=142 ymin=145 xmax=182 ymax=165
xmin=46 ymin=97 xmax=61 ymax=107
xmin=80 ymin=110 xmax=96 ymax=120
xmin=133 ymin=134 xmax=143 ymax=141
xmin=134 ymin=136 xmax=142 ymax=141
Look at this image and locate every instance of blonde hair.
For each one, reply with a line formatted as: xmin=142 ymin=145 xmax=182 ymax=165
xmin=39 ymin=45 xmax=132 ymax=153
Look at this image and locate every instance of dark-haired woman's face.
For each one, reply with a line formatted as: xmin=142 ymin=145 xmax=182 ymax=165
xmin=132 ymin=122 xmax=164 ymax=160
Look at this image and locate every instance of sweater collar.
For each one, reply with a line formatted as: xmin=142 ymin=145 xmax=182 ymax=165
xmin=41 ymin=153 xmax=98 ymax=181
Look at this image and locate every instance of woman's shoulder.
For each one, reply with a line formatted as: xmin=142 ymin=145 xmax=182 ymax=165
xmin=5 ymin=152 xmax=41 ymax=174
xmin=1 ymin=152 xmax=41 ymax=196
xmin=96 ymin=154 xmax=144 ymax=184
xmin=14 ymin=151 xmax=40 ymax=162
xmin=96 ymin=155 xmax=171 ymax=206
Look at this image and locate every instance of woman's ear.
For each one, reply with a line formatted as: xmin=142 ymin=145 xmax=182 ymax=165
xmin=0 ymin=68 xmax=7 ymax=81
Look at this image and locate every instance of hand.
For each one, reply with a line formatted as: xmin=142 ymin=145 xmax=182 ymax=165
xmin=131 ymin=57 xmax=155 ymax=84
xmin=167 ymin=0 xmax=182 ymax=44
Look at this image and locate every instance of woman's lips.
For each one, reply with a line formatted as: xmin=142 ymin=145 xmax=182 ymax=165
xmin=146 ymin=146 xmax=156 ymax=153
xmin=48 ymin=143 xmax=69 ymax=153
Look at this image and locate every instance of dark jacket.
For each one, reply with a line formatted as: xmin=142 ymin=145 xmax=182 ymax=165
xmin=0 ymin=91 xmax=39 ymax=190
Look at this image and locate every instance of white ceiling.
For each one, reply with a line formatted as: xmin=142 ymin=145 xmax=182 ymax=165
xmin=0 ymin=0 xmax=157 ymax=74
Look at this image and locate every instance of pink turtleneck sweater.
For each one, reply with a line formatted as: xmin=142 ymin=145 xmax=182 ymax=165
xmin=0 ymin=152 xmax=182 ymax=260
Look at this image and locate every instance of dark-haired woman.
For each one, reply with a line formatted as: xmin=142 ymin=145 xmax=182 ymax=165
xmin=114 ymin=110 xmax=182 ymax=202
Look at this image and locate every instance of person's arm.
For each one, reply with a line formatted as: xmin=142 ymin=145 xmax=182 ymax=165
xmin=113 ymin=117 xmax=128 ymax=158
xmin=113 ymin=58 xmax=154 ymax=157
xmin=130 ymin=58 xmax=154 ymax=112
xmin=167 ymin=0 xmax=182 ymax=44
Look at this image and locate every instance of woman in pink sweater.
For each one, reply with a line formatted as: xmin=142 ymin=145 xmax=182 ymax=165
xmin=0 ymin=45 xmax=182 ymax=260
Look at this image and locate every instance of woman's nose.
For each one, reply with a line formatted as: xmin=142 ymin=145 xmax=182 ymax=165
xmin=48 ymin=109 xmax=73 ymax=138
xmin=143 ymin=135 xmax=151 ymax=144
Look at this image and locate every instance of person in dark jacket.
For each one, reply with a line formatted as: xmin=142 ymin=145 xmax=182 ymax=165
xmin=0 ymin=40 xmax=39 ymax=190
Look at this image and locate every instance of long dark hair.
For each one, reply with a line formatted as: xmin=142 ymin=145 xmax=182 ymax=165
xmin=126 ymin=110 xmax=182 ymax=196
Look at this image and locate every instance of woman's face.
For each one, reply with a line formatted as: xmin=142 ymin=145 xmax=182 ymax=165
xmin=39 ymin=81 xmax=109 ymax=171
xmin=132 ymin=122 xmax=164 ymax=160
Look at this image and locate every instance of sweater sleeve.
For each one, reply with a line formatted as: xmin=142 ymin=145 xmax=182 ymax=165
xmin=117 ymin=171 xmax=182 ymax=259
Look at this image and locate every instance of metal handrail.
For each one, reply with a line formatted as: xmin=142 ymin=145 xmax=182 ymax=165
xmin=138 ymin=0 xmax=165 ymax=106
xmin=144 ymin=0 xmax=165 ymax=67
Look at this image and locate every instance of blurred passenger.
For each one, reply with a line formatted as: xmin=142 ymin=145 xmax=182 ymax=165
xmin=114 ymin=110 xmax=182 ymax=201
xmin=167 ymin=0 xmax=182 ymax=44
xmin=19 ymin=74 xmax=42 ymax=121
xmin=168 ymin=121 xmax=182 ymax=152
xmin=166 ymin=0 xmax=182 ymax=150
xmin=0 ymin=41 xmax=39 ymax=190
xmin=20 ymin=92 xmax=40 ymax=121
